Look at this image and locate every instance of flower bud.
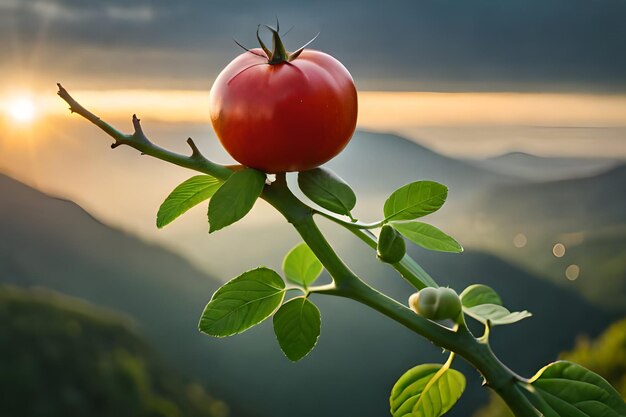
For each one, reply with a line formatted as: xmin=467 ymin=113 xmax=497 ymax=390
xmin=377 ymin=225 xmax=406 ymax=264
xmin=409 ymin=287 xmax=462 ymax=321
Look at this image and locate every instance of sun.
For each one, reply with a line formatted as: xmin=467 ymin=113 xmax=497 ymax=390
xmin=8 ymin=97 xmax=37 ymax=123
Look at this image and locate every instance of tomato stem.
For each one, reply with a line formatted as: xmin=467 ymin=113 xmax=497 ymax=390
xmin=288 ymin=33 xmax=319 ymax=62
xmin=255 ymin=23 xmax=319 ymax=64
xmin=233 ymin=38 xmax=267 ymax=59
xmin=256 ymin=25 xmax=272 ymax=59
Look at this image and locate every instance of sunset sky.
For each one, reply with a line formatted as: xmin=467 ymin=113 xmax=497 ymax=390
xmin=3 ymin=6 xmax=626 ymax=417
xmin=2 ymin=0 xmax=625 ymax=91
xmin=0 ymin=0 xmax=624 ymax=279
xmin=1 ymin=0 xmax=625 ymax=157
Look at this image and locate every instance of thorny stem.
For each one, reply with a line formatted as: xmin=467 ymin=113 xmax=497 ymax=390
xmin=57 ymin=85 xmax=540 ymax=417
xmin=56 ymin=84 xmax=233 ymax=181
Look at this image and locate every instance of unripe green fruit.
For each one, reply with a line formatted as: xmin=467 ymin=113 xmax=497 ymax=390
xmin=377 ymin=225 xmax=406 ymax=263
xmin=435 ymin=288 xmax=462 ymax=320
xmin=409 ymin=287 xmax=439 ymax=319
xmin=409 ymin=287 xmax=462 ymax=321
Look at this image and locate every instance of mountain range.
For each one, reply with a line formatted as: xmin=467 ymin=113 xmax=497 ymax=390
xmin=2 ymin=122 xmax=625 ymax=416
xmin=0 ymin=169 xmax=618 ymax=417
xmin=0 ymin=285 xmax=232 ymax=417
xmin=467 ymin=151 xmax=620 ymax=181
xmin=449 ymin=163 xmax=626 ymax=310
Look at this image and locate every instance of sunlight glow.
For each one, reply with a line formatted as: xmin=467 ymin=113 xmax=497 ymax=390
xmin=0 ymin=88 xmax=620 ymax=157
xmin=8 ymin=97 xmax=37 ymax=123
xmin=41 ymin=90 xmax=626 ymax=127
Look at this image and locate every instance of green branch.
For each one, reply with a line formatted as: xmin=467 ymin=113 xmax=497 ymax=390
xmin=317 ymin=211 xmax=437 ymax=289
xmin=56 ymin=85 xmax=542 ymax=417
xmin=264 ymin=177 xmax=539 ymax=417
xmin=262 ymin=175 xmax=461 ymax=348
xmin=315 ymin=210 xmax=383 ymax=229
xmin=57 ymin=84 xmax=233 ymax=181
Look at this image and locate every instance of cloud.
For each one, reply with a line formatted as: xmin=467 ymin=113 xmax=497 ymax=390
xmin=0 ymin=0 xmax=157 ymax=22
xmin=30 ymin=1 xmax=89 ymax=21
xmin=1 ymin=0 xmax=625 ymax=92
xmin=0 ymin=0 xmax=19 ymax=8
xmin=105 ymin=5 xmax=155 ymax=22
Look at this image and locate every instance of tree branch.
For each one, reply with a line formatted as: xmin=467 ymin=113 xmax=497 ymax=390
xmin=56 ymin=86 xmax=539 ymax=417
xmin=261 ymin=174 xmax=464 ymax=350
xmin=56 ymin=84 xmax=233 ymax=181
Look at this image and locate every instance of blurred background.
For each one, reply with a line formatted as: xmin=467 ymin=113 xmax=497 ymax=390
xmin=0 ymin=1 xmax=625 ymax=416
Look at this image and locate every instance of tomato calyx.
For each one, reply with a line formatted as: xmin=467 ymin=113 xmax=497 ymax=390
xmin=254 ymin=23 xmax=320 ymax=65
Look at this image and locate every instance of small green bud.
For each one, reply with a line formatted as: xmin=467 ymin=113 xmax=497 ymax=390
xmin=434 ymin=288 xmax=462 ymax=320
xmin=409 ymin=287 xmax=462 ymax=321
xmin=377 ymin=225 xmax=406 ymax=263
xmin=409 ymin=287 xmax=439 ymax=319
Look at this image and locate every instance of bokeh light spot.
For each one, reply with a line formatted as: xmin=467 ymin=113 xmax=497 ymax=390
xmin=513 ymin=233 xmax=527 ymax=248
xmin=552 ymin=243 xmax=566 ymax=258
xmin=565 ymin=264 xmax=580 ymax=281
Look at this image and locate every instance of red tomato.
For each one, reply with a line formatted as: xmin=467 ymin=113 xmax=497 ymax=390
xmin=209 ymin=45 xmax=358 ymax=173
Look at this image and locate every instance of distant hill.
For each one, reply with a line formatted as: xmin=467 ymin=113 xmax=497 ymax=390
xmin=480 ymin=163 xmax=626 ymax=230
xmin=447 ymin=164 xmax=626 ymax=310
xmin=325 ymin=131 xmax=521 ymax=214
xmin=0 ymin=173 xmax=617 ymax=416
xmin=0 ymin=285 xmax=231 ymax=417
xmin=0 ymin=125 xmax=526 ymax=280
xmin=334 ymin=131 xmax=522 ymax=191
xmin=0 ymin=173 xmax=258 ymax=417
xmin=467 ymin=151 xmax=621 ymax=181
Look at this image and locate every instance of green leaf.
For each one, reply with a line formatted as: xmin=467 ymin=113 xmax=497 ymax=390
xmin=198 ymin=267 xmax=285 ymax=337
xmin=460 ymin=284 xmax=503 ymax=308
xmin=273 ymin=297 xmax=321 ymax=362
xmin=392 ymin=222 xmax=462 ymax=253
xmin=383 ymin=181 xmax=448 ymax=222
xmin=208 ymin=168 xmax=266 ymax=233
xmin=464 ymin=304 xmax=531 ymax=326
xmin=390 ymin=364 xmax=466 ymax=417
xmin=157 ymin=175 xmax=223 ymax=228
xmin=298 ymin=168 xmax=357 ymax=217
xmin=282 ymin=243 xmax=323 ymax=288
xmin=527 ymin=361 xmax=626 ymax=417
